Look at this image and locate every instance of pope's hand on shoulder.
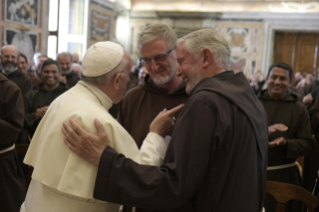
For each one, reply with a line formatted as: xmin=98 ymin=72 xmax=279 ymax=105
xmin=62 ymin=118 xmax=109 ymax=167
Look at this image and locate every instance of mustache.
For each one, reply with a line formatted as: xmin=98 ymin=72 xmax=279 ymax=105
xmin=4 ymin=61 xmax=15 ymax=65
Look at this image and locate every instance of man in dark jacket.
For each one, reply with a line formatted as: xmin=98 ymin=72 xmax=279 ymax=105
xmin=0 ymin=45 xmax=32 ymax=95
xmin=63 ymin=29 xmax=268 ymax=212
xmin=258 ymin=62 xmax=315 ymax=212
xmin=24 ymin=60 xmax=68 ymax=138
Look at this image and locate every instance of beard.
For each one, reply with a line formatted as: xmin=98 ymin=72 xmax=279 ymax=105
xmin=185 ymin=64 xmax=203 ymax=94
xmin=151 ymin=68 xmax=176 ymax=85
xmin=150 ymin=60 xmax=178 ymax=85
xmin=2 ymin=61 xmax=17 ymax=74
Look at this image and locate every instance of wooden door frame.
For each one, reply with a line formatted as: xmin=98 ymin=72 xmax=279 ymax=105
xmin=261 ymin=20 xmax=319 ymax=77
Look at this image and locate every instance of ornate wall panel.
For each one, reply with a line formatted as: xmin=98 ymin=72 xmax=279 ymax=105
xmin=0 ymin=0 xmax=48 ymax=60
xmin=87 ymin=0 xmax=115 ymax=48
xmin=215 ymin=21 xmax=263 ymax=79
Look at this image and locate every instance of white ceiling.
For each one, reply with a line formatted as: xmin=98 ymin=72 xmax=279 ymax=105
xmin=113 ymin=0 xmax=319 ymax=13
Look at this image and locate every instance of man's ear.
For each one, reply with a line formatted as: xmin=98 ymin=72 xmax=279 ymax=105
xmin=112 ymin=73 xmax=122 ymax=90
xmin=201 ymin=48 xmax=213 ymax=69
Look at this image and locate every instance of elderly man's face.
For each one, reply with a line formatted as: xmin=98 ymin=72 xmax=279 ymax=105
xmin=140 ymin=38 xmax=178 ymax=85
xmin=176 ymin=42 xmax=203 ymax=94
xmin=1 ymin=46 xmax=19 ymax=73
xmin=267 ymin=67 xmax=290 ymax=99
xmin=58 ymin=55 xmax=72 ymax=74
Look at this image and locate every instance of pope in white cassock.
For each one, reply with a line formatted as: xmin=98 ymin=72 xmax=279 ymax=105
xmin=20 ymin=42 xmax=177 ymax=212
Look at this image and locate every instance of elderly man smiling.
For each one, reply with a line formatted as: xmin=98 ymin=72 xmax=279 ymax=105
xmin=63 ymin=29 xmax=269 ymax=212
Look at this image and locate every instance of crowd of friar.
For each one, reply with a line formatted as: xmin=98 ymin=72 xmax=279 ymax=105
xmin=1 ymin=23 xmax=319 ymax=212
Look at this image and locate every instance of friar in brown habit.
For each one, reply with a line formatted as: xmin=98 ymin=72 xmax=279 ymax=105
xmin=258 ymin=62 xmax=315 ymax=212
xmin=63 ymin=29 xmax=268 ymax=212
xmin=0 ymin=45 xmax=32 ymax=95
xmin=0 ymin=74 xmax=25 ymax=212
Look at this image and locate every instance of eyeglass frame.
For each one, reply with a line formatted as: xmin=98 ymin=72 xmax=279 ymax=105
xmin=140 ymin=47 xmax=176 ymax=65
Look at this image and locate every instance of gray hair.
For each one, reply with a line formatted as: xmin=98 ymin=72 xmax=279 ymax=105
xmin=57 ymin=52 xmax=73 ymax=62
xmin=81 ymin=57 xmax=128 ymax=87
xmin=72 ymin=63 xmax=82 ymax=71
xmin=138 ymin=23 xmax=177 ymax=49
xmin=176 ymin=29 xmax=231 ymax=69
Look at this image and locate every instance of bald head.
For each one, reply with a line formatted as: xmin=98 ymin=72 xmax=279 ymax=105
xmin=0 ymin=45 xmax=19 ymax=74
xmin=1 ymin=45 xmax=19 ymax=56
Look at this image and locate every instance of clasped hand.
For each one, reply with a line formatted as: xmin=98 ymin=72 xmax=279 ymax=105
xmin=268 ymin=123 xmax=288 ymax=148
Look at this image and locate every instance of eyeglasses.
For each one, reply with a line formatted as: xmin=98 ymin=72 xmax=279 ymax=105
xmin=140 ymin=47 xmax=176 ymax=65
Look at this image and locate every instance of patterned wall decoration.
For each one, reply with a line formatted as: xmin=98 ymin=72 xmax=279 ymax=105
xmin=1 ymin=0 xmax=48 ymax=60
xmin=5 ymin=0 xmax=39 ymax=27
xmin=4 ymin=27 xmax=38 ymax=60
xmin=87 ymin=0 xmax=114 ymax=48
xmin=226 ymin=27 xmax=250 ymax=53
xmin=90 ymin=10 xmax=111 ymax=41
xmin=216 ymin=21 xmax=263 ymax=79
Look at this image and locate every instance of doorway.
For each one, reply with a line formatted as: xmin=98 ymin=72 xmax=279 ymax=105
xmin=274 ymin=31 xmax=319 ymax=81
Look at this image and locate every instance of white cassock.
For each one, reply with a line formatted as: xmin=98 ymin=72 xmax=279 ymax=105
xmin=21 ymin=81 xmax=168 ymax=212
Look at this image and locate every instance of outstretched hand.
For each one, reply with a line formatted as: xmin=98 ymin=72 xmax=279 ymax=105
xmin=62 ymin=118 xmax=109 ymax=167
xmin=150 ymin=104 xmax=184 ymax=137
xmin=268 ymin=137 xmax=287 ymax=148
xmin=268 ymin=123 xmax=288 ymax=136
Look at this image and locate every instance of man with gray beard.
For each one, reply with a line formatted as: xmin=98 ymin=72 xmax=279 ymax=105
xmin=117 ymin=25 xmax=189 ymax=212
xmin=118 ymin=23 xmax=189 ymax=150
xmin=0 ymin=45 xmax=32 ymax=95
xmin=57 ymin=52 xmax=80 ymax=88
